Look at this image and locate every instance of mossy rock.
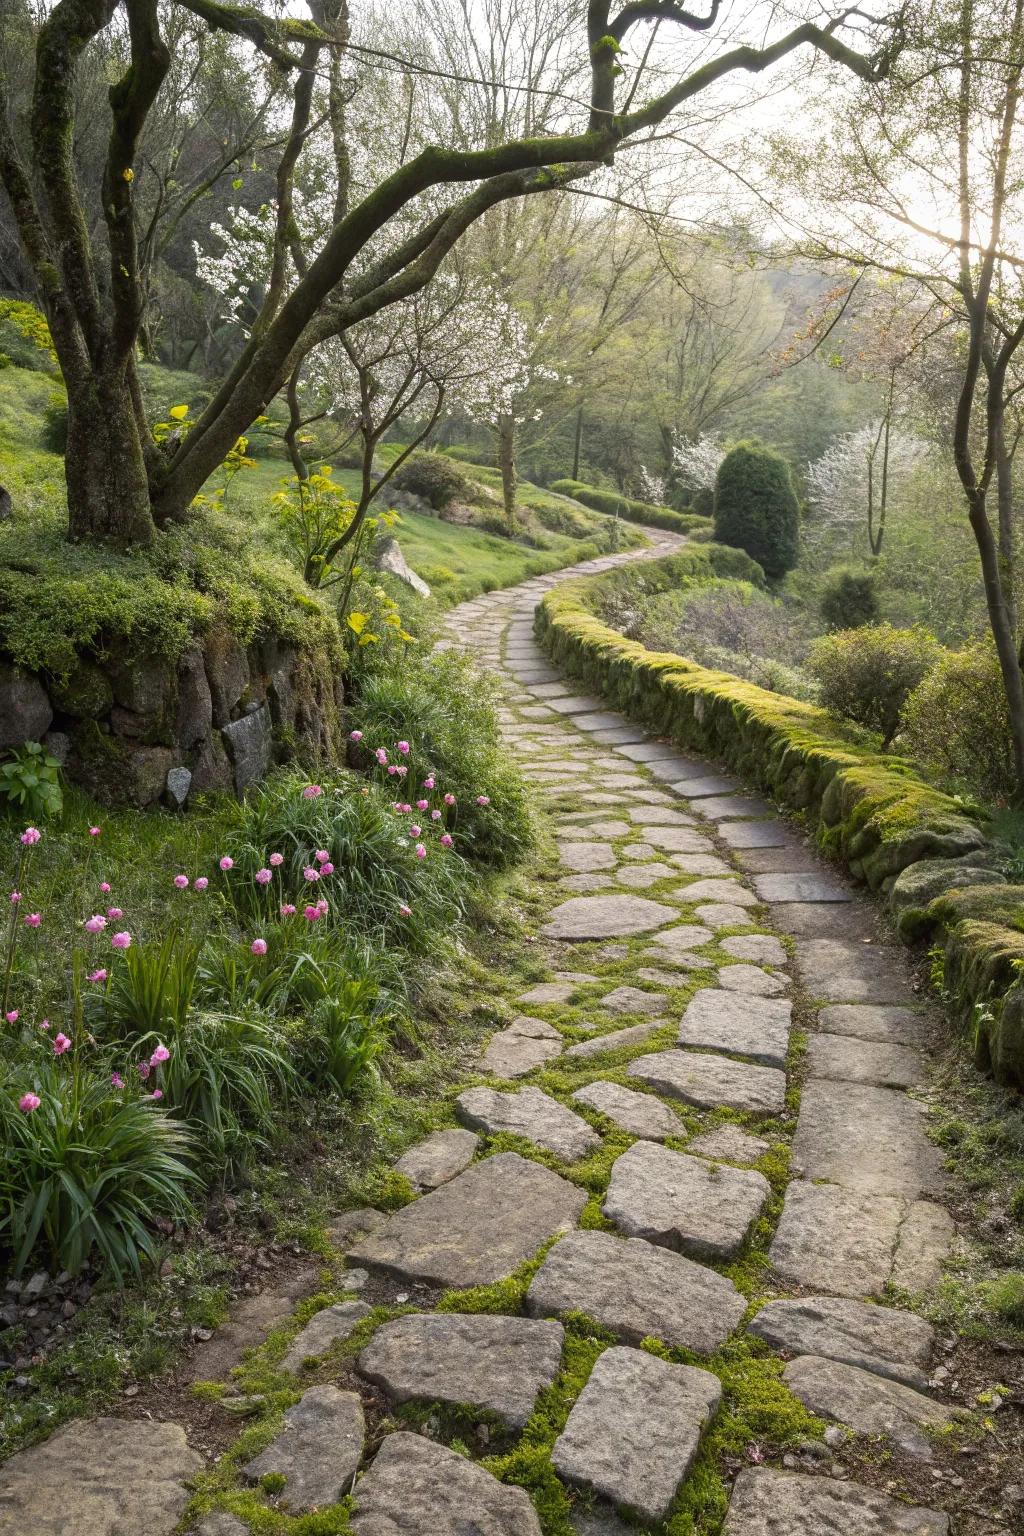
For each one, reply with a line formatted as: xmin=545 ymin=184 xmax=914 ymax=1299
xmin=891 ymin=855 xmax=1004 ymax=940
xmin=49 ymin=658 xmax=113 ymax=720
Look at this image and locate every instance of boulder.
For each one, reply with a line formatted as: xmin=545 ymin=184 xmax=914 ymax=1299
xmin=49 ymin=659 xmax=113 ymax=721
xmin=0 ymin=665 xmax=52 ymax=748
xmin=890 ymin=854 xmax=1003 ymax=940
xmin=374 ymin=536 xmax=431 ymax=598
xmin=204 ymin=629 xmax=250 ymax=726
xmin=175 ymin=647 xmax=213 ymax=747
xmin=221 ymin=705 xmax=272 ymax=792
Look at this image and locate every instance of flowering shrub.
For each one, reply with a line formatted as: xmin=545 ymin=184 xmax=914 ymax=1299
xmin=346 ymin=647 xmax=531 ymax=869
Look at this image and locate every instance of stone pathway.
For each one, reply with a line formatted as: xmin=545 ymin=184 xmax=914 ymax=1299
xmin=0 ymin=536 xmax=973 ymax=1534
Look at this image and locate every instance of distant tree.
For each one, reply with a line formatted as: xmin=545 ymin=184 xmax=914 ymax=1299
xmin=714 ymin=440 xmax=800 ymax=578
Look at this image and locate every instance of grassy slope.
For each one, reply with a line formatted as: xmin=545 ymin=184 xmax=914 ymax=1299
xmin=0 ymin=363 xmax=643 ymax=611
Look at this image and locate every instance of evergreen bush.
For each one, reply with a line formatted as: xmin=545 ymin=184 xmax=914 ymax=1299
xmin=713 ymin=440 xmax=800 ymax=578
xmin=903 ymin=639 xmax=1016 ymax=801
xmin=820 ymin=566 xmax=880 ymax=630
xmin=391 ymin=451 xmax=471 ymax=509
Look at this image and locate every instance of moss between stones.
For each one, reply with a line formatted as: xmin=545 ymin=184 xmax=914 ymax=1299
xmin=535 ymin=551 xmax=1024 ymax=1091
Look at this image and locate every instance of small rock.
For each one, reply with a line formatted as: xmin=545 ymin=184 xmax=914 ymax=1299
xmin=350 ymin=1432 xmax=541 ymax=1533
xmin=281 ymin=1300 xmax=371 ymax=1373
xmin=456 ymin=1086 xmax=600 ymax=1162
xmin=603 ymin=1141 xmax=770 ymax=1261
xmin=164 ymin=765 xmax=192 ymax=809
xmin=243 ymin=1385 xmax=364 ymax=1510
xmin=552 ymin=1346 xmax=720 ymax=1523
xmin=393 ymin=1129 xmax=479 ymax=1191
xmin=358 ymin=1312 xmax=563 ymax=1427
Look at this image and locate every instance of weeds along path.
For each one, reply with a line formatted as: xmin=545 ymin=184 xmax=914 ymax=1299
xmin=3 ymin=530 xmax=996 ymax=1536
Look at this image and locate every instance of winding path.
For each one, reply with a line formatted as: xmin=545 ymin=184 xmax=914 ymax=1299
xmin=1 ymin=536 xmax=966 ymax=1536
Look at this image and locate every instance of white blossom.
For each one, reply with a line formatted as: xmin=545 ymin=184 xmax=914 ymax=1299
xmin=671 ymin=432 xmax=725 ymax=494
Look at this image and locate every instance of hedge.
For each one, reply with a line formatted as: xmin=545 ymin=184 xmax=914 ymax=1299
xmin=548 ymin=479 xmax=713 ymax=535
xmin=534 ymin=549 xmax=1024 ymax=1090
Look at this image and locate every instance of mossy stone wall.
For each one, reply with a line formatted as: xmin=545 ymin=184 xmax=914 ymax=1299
xmin=535 ymin=549 xmax=1024 ymax=1091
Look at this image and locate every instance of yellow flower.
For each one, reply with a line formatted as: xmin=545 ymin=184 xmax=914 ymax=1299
xmin=122 ymin=167 xmax=134 ymax=183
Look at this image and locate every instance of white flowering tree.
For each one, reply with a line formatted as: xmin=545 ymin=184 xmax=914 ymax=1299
xmin=196 ymin=192 xmax=531 ymax=572
xmin=805 ymin=422 xmax=926 ymax=556
xmin=672 ymin=433 xmax=726 ymax=499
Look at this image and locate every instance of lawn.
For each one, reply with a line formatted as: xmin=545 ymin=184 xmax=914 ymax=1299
xmin=0 ymin=362 xmax=644 ymax=613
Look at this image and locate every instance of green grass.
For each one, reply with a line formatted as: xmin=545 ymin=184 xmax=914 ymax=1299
xmin=0 ymin=362 xmax=642 ymax=620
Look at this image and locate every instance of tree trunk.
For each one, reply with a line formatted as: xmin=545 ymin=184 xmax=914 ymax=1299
xmin=967 ymin=491 xmax=1024 ymax=796
xmin=572 ymin=407 xmax=583 ymax=481
xmin=65 ymin=373 xmax=156 ymax=546
xmin=497 ymin=415 xmax=517 ymax=534
xmin=995 ymin=421 xmax=1017 ymax=638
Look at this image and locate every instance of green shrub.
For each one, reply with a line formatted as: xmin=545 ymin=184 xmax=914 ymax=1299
xmin=548 ymin=479 xmax=703 ymax=534
xmin=0 ymin=1058 xmax=196 ymax=1278
xmin=809 ymin=623 xmax=941 ymax=747
xmin=391 ymin=452 xmax=471 ymax=509
xmin=903 ymin=638 xmax=1016 ymax=801
xmin=713 ymin=440 xmax=800 ymax=579
xmin=820 ymin=567 xmax=880 ymax=630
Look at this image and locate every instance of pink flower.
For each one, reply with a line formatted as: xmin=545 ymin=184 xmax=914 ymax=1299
xmin=399 ymin=903 xmax=412 ymax=917
xmin=396 ymin=765 xmax=407 ymax=778
xmin=100 ymin=881 xmax=111 ymax=894
xmin=397 ymin=740 xmax=410 ymax=755
xmin=320 ymin=861 xmax=334 ymax=875
xmin=173 ymin=874 xmax=189 ymax=889
xmin=387 ymin=764 xmax=398 ymax=776
xmin=415 ymin=843 xmax=426 ymax=860
xmin=255 ymin=868 xmax=272 ymax=885
xmin=315 ymin=849 xmax=329 ymax=864
xmin=302 ymin=784 xmax=323 ymax=798
xmin=269 ymin=852 xmax=284 ymax=867
xmin=250 ymin=938 xmax=267 ymax=956
xmin=150 ymin=1044 xmax=170 ymax=1065
xmin=476 ymin=795 xmax=490 ymax=806
xmin=303 ymin=904 xmax=321 ymax=921
xmin=138 ymin=1061 xmax=151 ymax=1080
xmin=150 ymin=1089 xmax=163 ymax=1101
xmin=84 ymin=914 xmax=106 ymax=934
xmin=375 ymin=748 xmax=388 ymax=765
xmin=440 ymin=834 xmax=454 ymax=849
xmin=53 ymin=1033 xmax=71 ymax=1056
xmin=350 ymin=729 xmax=363 ymax=741
xmin=194 ymin=877 xmax=208 ymax=891
xmin=423 ymin=776 xmax=435 ymax=790
xmin=444 ymin=793 xmax=456 ymax=806
xmin=23 ymin=913 xmax=41 ymax=928
xmin=409 ymin=825 xmax=421 ymax=838
xmin=219 ymin=855 xmax=234 ymax=871
xmin=18 ymin=1093 xmax=40 ymax=1114
xmin=5 ymin=1010 xmax=17 ymax=1024
xmin=416 ymin=800 xmax=429 ymax=811
xmin=20 ymin=827 xmax=40 ymax=846
xmin=88 ymin=826 xmax=101 ymax=837
xmin=107 ymin=907 xmax=124 ymax=920
xmin=280 ymin=903 xmax=296 ymax=916
xmin=316 ymin=898 xmax=329 ymax=915
xmin=401 ymin=803 xmax=412 ymax=813
xmin=88 ymin=969 xmax=108 ymax=984
xmin=110 ymin=1073 xmax=124 ymax=1089
xmin=9 ymin=891 xmax=21 ymax=904
xmin=431 ymin=810 xmax=442 ymax=821
xmin=38 ymin=1018 xmax=50 ymax=1031
xmin=303 ymin=866 xmax=320 ymax=882
xmin=111 ymin=931 xmax=132 ymax=950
